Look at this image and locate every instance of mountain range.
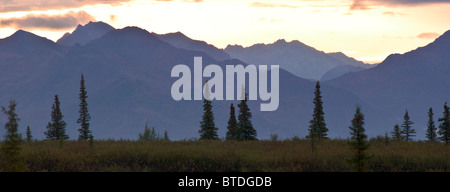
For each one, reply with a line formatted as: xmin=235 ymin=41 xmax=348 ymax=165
xmin=0 ymin=21 xmax=448 ymax=140
xmin=224 ymin=39 xmax=373 ymax=80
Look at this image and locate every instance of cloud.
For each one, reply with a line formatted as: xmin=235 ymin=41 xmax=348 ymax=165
xmin=383 ymin=11 xmax=395 ymax=16
xmin=110 ymin=14 xmax=117 ymax=22
xmin=382 ymin=11 xmax=407 ymax=16
xmin=250 ymin=2 xmax=298 ymax=8
xmin=0 ymin=0 xmax=131 ymax=13
xmin=350 ymin=0 xmax=450 ymax=10
xmin=156 ymin=0 xmax=203 ymax=2
xmin=182 ymin=0 xmax=203 ymax=2
xmin=417 ymin=32 xmax=440 ymax=39
xmin=0 ymin=11 xmax=96 ymax=30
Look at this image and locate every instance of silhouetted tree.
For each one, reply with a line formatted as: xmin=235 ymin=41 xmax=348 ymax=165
xmin=270 ymin=133 xmax=279 ymax=142
xmin=1 ymin=100 xmax=26 ymax=172
xmin=348 ymin=106 xmax=369 ymax=172
xmin=438 ymin=102 xmax=450 ymax=144
xmin=139 ymin=122 xmax=159 ymax=141
xmin=163 ymin=130 xmax=170 ymax=141
xmin=199 ymin=82 xmax=219 ymax=140
xmin=391 ymin=124 xmax=402 ymax=141
xmin=426 ymin=107 xmax=437 ymax=141
xmin=384 ymin=133 xmax=390 ymax=146
xmin=77 ymin=74 xmax=92 ymax=140
xmin=45 ymin=95 xmax=69 ymax=140
xmin=401 ymin=110 xmax=415 ymax=142
xmin=26 ymin=125 xmax=33 ymax=142
xmin=308 ymin=81 xmax=328 ymax=140
xmin=226 ymin=103 xmax=238 ymax=140
xmin=237 ymin=93 xmax=257 ymax=141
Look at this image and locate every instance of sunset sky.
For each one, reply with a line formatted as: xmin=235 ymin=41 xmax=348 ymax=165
xmin=0 ymin=0 xmax=449 ymax=63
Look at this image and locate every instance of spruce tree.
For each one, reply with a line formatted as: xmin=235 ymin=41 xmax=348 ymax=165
xmin=26 ymin=125 xmax=33 ymax=142
xmin=139 ymin=122 xmax=159 ymax=141
xmin=401 ymin=110 xmax=415 ymax=142
xmin=1 ymin=100 xmax=26 ymax=172
xmin=226 ymin=103 xmax=238 ymax=141
xmin=384 ymin=133 xmax=390 ymax=146
xmin=426 ymin=107 xmax=437 ymax=141
xmin=348 ymin=106 xmax=369 ymax=172
xmin=308 ymin=81 xmax=328 ymax=141
xmin=391 ymin=124 xmax=402 ymax=141
xmin=438 ymin=102 xmax=450 ymax=144
xmin=77 ymin=74 xmax=92 ymax=140
xmin=163 ymin=130 xmax=170 ymax=141
xmin=199 ymin=82 xmax=219 ymax=140
xmin=45 ymin=95 xmax=69 ymax=140
xmin=237 ymin=93 xmax=257 ymax=141
xmin=138 ymin=122 xmax=151 ymax=141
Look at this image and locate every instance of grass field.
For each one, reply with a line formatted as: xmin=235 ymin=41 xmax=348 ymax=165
xmin=2 ymin=139 xmax=450 ymax=172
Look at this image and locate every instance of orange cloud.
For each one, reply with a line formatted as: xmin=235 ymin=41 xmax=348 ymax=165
xmin=417 ymin=32 xmax=440 ymax=39
xmin=250 ymin=2 xmax=298 ymax=8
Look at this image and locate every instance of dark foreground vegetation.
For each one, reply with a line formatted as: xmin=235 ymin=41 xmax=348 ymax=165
xmin=2 ymin=139 xmax=450 ymax=172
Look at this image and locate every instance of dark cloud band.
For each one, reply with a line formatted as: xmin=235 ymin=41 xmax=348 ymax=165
xmin=0 ymin=11 xmax=95 ymax=30
xmin=351 ymin=0 xmax=450 ymax=10
xmin=0 ymin=0 xmax=130 ymax=13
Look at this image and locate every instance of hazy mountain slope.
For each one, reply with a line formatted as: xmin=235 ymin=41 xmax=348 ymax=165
xmin=325 ymin=30 xmax=450 ymax=138
xmin=320 ymin=65 xmax=367 ymax=81
xmin=155 ymin=32 xmax=231 ymax=61
xmin=224 ymin=39 xmax=370 ymax=80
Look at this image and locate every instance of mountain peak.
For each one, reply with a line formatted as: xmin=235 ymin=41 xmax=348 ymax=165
xmin=155 ymin=31 xmax=231 ymax=61
xmin=56 ymin=21 xmax=115 ymax=46
xmin=10 ymin=29 xmax=37 ymax=38
xmin=168 ymin=31 xmax=189 ymax=38
xmin=274 ymin=39 xmax=287 ymax=44
xmin=6 ymin=29 xmax=53 ymax=44
xmin=90 ymin=26 xmax=162 ymax=46
xmin=0 ymin=29 xmax=58 ymax=54
xmin=118 ymin=26 xmax=152 ymax=36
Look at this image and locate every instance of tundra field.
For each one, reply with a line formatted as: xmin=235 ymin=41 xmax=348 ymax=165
xmin=2 ymin=139 xmax=450 ymax=172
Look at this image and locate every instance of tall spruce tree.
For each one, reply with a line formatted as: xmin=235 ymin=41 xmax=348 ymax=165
xmin=237 ymin=93 xmax=257 ymax=141
xmin=308 ymin=81 xmax=328 ymax=141
xmin=348 ymin=106 xmax=369 ymax=172
xmin=401 ymin=110 xmax=415 ymax=142
xmin=26 ymin=125 xmax=33 ymax=142
xmin=45 ymin=94 xmax=69 ymax=140
xmin=391 ymin=124 xmax=402 ymax=141
xmin=77 ymin=74 xmax=92 ymax=140
xmin=309 ymin=81 xmax=328 ymax=140
xmin=438 ymin=102 xmax=450 ymax=144
xmin=1 ymin=100 xmax=26 ymax=172
xmin=163 ymin=130 xmax=170 ymax=141
xmin=426 ymin=107 xmax=437 ymax=141
xmin=199 ymin=81 xmax=219 ymax=140
xmin=226 ymin=103 xmax=238 ymax=140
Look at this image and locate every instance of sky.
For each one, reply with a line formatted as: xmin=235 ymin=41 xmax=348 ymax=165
xmin=0 ymin=0 xmax=450 ymax=63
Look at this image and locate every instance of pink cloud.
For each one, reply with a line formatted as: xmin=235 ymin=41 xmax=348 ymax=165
xmin=250 ymin=2 xmax=298 ymax=8
xmin=0 ymin=0 xmax=131 ymax=13
xmin=417 ymin=32 xmax=440 ymax=39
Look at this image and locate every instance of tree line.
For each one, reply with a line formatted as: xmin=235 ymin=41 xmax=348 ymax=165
xmin=0 ymin=74 xmax=92 ymax=171
xmin=2 ymin=76 xmax=450 ymax=172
